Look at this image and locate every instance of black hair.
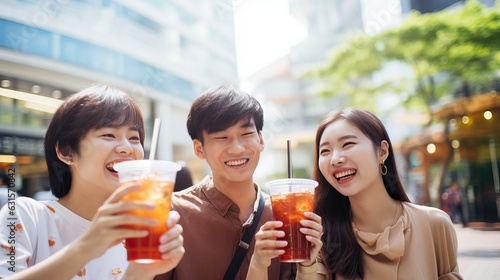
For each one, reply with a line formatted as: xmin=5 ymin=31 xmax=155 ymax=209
xmin=44 ymin=84 xmax=145 ymax=198
xmin=186 ymin=85 xmax=263 ymax=142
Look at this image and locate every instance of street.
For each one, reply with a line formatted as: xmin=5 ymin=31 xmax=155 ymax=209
xmin=455 ymin=224 xmax=500 ymax=279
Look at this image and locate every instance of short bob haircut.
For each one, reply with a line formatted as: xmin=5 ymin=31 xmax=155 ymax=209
xmin=186 ymin=85 xmax=263 ymax=143
xmin=44 ymin=84 xmax=145 ymax=198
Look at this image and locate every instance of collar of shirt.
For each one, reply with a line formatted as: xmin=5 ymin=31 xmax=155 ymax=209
xmin=200 ymin=175 xmax=263 ymax=227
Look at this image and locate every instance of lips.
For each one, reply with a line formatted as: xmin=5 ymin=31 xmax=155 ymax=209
xmin=106 ymin=159 xmax=133 ymax=173
xmin=225 ymin=159 xmax=248 ymax=166
xmin=106 ymin=162 xmax=117 ymax=173
xmin=334 ymin=169 xmax=356 ymax=181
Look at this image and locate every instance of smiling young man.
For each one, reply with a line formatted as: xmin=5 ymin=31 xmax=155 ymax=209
xmin=155 ymin=86 xmax=295 ymax=280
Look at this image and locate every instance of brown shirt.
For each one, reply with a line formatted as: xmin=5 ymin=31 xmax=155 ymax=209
xmin=155 ymin=176 xmax=293 ymax=280
xmin=318 ymin=202 xmax=462 ymax=280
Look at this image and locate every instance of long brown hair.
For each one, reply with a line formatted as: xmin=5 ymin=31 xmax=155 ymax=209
xmin=313 ymin=108 xmax=410 ymax=279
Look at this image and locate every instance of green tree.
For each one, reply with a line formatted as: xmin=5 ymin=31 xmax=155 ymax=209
xmin=311 ymin=1 xmax=500 ymax=204
xmin=313 ymin=0 xmax=500 ymax=114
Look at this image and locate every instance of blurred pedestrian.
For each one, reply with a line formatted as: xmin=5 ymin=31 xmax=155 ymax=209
xmin=441 ymin=188 xmax=450 ymax=215
xmin=444 ymin=181 xmax=466 ymax=227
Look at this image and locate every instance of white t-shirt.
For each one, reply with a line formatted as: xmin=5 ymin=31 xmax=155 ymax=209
xmin=0 ymin=197 xmax=128 ymax=279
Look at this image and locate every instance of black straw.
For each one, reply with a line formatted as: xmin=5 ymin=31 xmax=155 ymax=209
xmin=287 ymin=140 xmax=293 ymax=178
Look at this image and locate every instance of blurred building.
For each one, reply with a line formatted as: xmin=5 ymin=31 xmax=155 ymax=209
xmin=398 ymin=0 xmax=500 ymax=224
xmin=401 ymin=89 xmax=500 ymax=224
xmin=0 ymin=0 xmax=238 ymax=196
xmin=401 ymin=0 xmax=496 ymax=13
xmin=248 ymin=0 xmax=500 ymax=226
xmin=401 ymin=0 xmax=464 ymax=13
xmin=247 ymin=0 xmax=406 ymax=184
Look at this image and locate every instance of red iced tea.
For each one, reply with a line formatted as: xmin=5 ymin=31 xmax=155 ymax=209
xmin=271 ymin=191 xmax=314 ymax=262
xmin=121 ymin=179 xmax=174 ymax=262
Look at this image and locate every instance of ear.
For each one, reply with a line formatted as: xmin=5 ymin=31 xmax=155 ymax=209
xmin=258 ymin=131 xmax=265 ymax=152
xmin=379 ymin=140 xmax=389 ymax=164
xmin=193 ymin=139 xmax=205 ymax=160
xmin=55 ymin=143 xmax=74 ymax=165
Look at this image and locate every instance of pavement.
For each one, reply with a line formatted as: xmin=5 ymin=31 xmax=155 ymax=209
xmin=455 ymin=224 xmax=500 ymax=279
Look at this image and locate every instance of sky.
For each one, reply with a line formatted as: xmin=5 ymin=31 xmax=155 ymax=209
xmin=232 ymin=0 xmax=307 ymax=79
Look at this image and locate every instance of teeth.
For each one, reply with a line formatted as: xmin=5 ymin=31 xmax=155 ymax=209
xmin=226 ymin=159 xmax=247 ymax=166
xmin=335 ymin=170 xmax=355 ymax=179
xmin=106 ymin=162 xmax=117 ymax=171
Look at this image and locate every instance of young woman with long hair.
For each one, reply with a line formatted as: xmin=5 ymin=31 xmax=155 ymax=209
xmin=313 ymin=108 xmax=461 ymax=279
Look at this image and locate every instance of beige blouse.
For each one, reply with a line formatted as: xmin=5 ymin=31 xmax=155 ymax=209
xmin=318 ymin=202 xmax=463 ymax=279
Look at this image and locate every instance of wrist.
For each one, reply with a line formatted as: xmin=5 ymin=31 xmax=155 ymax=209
xmin=123 ymin=263 xmax=154 ymax=280
xmin=70 ymin=238 xmax=96 ymax=261
xmin=249 ymin=256 xmax=268 ymax=272
xmin=297 ymin=259 xmax=318 ymax=274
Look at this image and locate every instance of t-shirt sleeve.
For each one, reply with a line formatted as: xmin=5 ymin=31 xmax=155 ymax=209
xmin=0 ymin=197 xmax=41 ymax=277
xmin=428 ymin=208 xmax=463 ymax=280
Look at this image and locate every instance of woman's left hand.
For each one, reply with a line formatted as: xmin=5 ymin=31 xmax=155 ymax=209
xmin=123 ymin=210 xmax=185 ymax=280
xmin=299 ymin=212 xmax=323 ymax=266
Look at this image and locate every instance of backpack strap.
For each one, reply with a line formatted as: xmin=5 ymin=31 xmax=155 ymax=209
xmin=223 ymin=192 xmax=265 ymax=280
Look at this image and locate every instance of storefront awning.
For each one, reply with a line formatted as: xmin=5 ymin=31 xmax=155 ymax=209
xmin=432 ymin=92 xmax=500 ymax=119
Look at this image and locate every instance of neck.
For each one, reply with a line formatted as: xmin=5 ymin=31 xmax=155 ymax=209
xmin=350 ymin=183 xmax=401 ymax=232
xmin=213 ymin=177 xmax=258 ymax=223
xmin=57 ymin=185 xmax=107 ymax=220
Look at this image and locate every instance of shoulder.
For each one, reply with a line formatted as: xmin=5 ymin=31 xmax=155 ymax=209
xmin=14 ymin=196 xmax=49 ymax=213
xmin=172 ymin=184 xmax=206 ymax=214
xmin=173 ymin=176 xmax=210 ymax=197
xmin=260 ymin=190 xmax=273 ymax=209
xmin=260 ymin=190 xmax=271 ymax=202
xmin=404 ymin=202 xmax=454 ymax=229
xmin=173 ymin=184 xmax=202 ymax=201
xmin=2 ymin=196 xmax=54 ymax=224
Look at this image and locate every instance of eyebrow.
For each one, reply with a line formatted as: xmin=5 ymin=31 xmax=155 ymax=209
xmin=319 ymin=134 xmax=358 ymax=148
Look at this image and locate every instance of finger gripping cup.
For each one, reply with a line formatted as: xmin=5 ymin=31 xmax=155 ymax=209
xmin=114 ymin=160 xmax=181 ymax=263
xmin=266 ymin=178 xmax=318 ymax=263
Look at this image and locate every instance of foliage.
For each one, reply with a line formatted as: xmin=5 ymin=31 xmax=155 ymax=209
xmin=311 ymin=0 xmax=500 ymax=115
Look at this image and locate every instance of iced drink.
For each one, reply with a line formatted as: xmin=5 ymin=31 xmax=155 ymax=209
xmin=114 ymin=160 xmax=180 ymax=263
xmin=266 ymin=179 xmax=318 ymax=262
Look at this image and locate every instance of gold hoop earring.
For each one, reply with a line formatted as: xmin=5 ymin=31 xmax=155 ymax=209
xmin=381 ymin=164 xmax=388 ymax=175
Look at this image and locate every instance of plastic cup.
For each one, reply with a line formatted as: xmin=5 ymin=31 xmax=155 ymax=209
xmin=114 ymin=160 xmax=181 ymax=263
xmin=266 ymin=178 xmax=318 ymax=263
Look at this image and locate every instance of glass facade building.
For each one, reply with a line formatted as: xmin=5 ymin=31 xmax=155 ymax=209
xmin=0 ymin=0 xmax=238 ymax=196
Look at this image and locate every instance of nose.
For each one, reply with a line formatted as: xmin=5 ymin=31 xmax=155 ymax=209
xmin=116 ymin=137 xmax=133 ymax=155
xmin=330 ymin=150 xmax=345 ymax=166
xmin=227 ymin=138 xmax=245 ymax=154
